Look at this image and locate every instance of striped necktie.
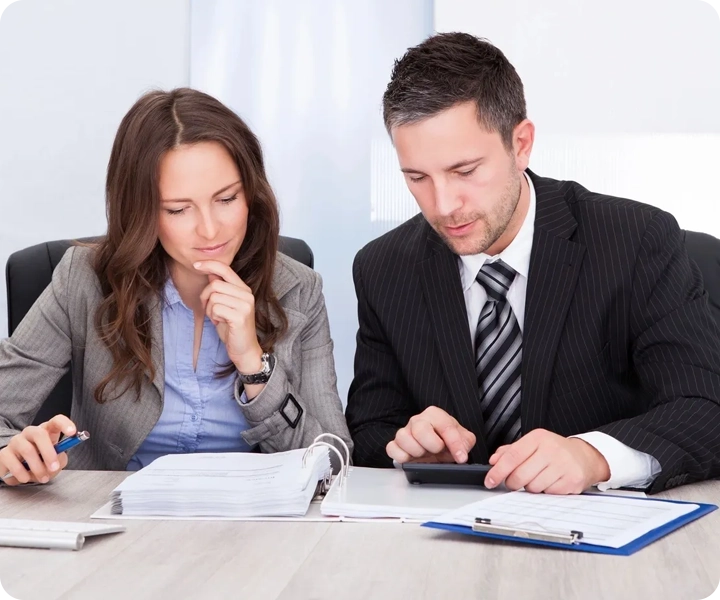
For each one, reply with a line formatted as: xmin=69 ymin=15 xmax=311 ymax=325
xmin=474 ymin=259 xmax=523 ymax=453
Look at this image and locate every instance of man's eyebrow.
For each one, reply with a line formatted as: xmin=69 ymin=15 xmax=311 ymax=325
xmin=444 ymin=157 xmax=483 ymax=171
xmin=400 ymin=157 xmax=483 ymax=175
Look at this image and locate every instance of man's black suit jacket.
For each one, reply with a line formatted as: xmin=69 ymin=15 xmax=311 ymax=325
xmin=346 ymin=171 xmax=720 ymax=493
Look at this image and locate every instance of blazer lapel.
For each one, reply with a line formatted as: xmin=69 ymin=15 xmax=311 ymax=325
xmin=272 ymin=256 xmax=302 ymax=302
xmin=418 ymin=225 xmax=489 ymax=462
xmin=110 ymin=296 xmax=165 ymax=468
xmin=521 ymin=172 xmax=586 ymax=432
xmin=149 ymin=296 xmax=165 ymax=398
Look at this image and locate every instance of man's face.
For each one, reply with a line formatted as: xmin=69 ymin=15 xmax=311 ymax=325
xmin=392 ymin=101 xmax=530 ymax=256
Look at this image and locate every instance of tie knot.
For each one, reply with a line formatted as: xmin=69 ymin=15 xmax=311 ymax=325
xmin=476 ymin=260 xmax=517 ymax=302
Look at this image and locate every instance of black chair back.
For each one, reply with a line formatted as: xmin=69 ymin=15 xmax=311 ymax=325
xmin=5 ymin=235 xmax=313 ymax=424
xmin=683 ymin=230 xmax=720 ymax=326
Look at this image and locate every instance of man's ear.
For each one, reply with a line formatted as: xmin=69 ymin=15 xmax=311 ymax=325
xmin=512 ymin=119 xmax=535 ymax=172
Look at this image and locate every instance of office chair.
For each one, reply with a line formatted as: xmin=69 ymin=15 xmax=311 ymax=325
xmin=5 ymin=235 xmax=314 ymax=425
xmin=683 ymin=230 xmax=720 ymax=326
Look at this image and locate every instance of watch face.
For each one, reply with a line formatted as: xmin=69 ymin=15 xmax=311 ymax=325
xmin=264 ymin=352 xmax=276 ymax=373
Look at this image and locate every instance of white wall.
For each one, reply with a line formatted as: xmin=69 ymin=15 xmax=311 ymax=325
xmin=435 ymin=0 xmax=720 ymax=236
xmin=0 ymin=0 xmax=190 ymax=337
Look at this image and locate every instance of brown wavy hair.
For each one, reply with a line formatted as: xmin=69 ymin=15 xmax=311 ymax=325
xmin=92 ymin=88 xmax=288 ymax=403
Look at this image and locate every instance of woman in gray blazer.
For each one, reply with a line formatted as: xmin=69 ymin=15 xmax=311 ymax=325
xmin=0 ymin=88 xmax=351 ymax=485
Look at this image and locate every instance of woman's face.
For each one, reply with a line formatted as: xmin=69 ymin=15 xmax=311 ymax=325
xmin=157 ymin=141 xmax=248 ymax=276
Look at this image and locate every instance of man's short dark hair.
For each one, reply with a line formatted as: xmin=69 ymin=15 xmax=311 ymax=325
xmin=383 ymin=32 xmax=527 ymax=150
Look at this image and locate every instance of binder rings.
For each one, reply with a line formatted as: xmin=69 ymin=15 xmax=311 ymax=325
xmin=424 ymin=491 xmax=717 ymax=556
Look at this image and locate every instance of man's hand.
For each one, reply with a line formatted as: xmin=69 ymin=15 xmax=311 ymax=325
xmin=484 ymin=429 xmax=611 ymax=494
xmin=386 ymin=406 xmax=476 ymax=464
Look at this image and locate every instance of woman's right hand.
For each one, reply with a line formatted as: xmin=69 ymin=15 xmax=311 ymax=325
xmin=0 ymin=415 xmax=76 ymax=486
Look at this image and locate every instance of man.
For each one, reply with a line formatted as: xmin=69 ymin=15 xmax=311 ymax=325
xmin=345 ymin=32 xmax=720 ymax=494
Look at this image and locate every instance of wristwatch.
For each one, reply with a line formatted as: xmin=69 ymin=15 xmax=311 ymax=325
xmin=237 ymin=352 xmax=275 ymax=385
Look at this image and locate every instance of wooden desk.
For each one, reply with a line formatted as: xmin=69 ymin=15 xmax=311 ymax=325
xmin=0 ymin=471 xmax=718 ymax=600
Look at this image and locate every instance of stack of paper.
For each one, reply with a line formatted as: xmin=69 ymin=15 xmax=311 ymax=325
xmin=109 ymin=448 xmax=331 ymax=518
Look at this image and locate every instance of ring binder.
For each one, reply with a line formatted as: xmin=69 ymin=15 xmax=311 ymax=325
xmin=472 ymin=518 xmax=584 ymax=545
xmin=103 ymin=448 xmax=334 ymax=519
xmin=302 ymin=434 xmax=350 ymax=493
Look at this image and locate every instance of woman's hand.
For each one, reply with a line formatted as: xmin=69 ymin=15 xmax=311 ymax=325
xmin=0 ymin=415 xmax=76 ymax=485
xmin=195 ymin=260 xmax=264 ymax=374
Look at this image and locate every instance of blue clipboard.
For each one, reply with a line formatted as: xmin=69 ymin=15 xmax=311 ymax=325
xmin=423 ymin=496 xmax=717 ymax=556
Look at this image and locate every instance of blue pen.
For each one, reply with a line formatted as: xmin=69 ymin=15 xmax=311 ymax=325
xmin=1 ymin=431 xmax=90 ymax=481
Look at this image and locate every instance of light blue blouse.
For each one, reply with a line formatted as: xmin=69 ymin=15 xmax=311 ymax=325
xmin=127 ymin=278 xmax=254 ymax=470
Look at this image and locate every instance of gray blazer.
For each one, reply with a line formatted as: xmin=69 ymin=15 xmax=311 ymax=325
xmin=0 ymin=246 xmax=352 ymax=470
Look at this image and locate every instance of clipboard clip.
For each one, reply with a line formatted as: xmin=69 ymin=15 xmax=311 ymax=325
xmin=472 ymin=518 xmax=584 ymax=545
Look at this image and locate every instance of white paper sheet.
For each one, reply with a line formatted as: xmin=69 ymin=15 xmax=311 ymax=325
xmin=432 ymin=491 xmax=697 ymax=548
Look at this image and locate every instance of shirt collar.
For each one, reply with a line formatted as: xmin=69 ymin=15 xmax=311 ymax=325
xmin=163 ymin=275 xmax=183 ymax=308
xmin=458 ymin=171 xmax=536 ymax=292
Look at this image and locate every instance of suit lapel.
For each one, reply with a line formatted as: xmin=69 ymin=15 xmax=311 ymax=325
xmin=521 ymin=172 xmax=585 ymax=431
xmin=418 ymin=225 xmax=489 ymax=461
xmin=149 ymin=296 xmax=165 ymax=398
xmin=109 ymin=296 xmax=165 ymax=468
xmin=272 ymin=255 xmax=302 ymax=302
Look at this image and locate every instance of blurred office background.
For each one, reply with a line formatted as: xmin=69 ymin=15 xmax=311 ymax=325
xmin=1 ymin=0 xmax=719 ymax=402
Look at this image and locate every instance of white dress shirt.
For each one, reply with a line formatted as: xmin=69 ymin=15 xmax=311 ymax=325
xmin=458 ymin=173 xmax=661 ymax=490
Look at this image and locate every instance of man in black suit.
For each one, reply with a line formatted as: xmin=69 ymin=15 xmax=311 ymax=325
xmin=345 ymin=32 xmax=720 ymax=494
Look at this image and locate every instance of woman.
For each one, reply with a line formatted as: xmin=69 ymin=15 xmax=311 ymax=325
xmin=0 ymin=88 xmax=351 ymax=485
